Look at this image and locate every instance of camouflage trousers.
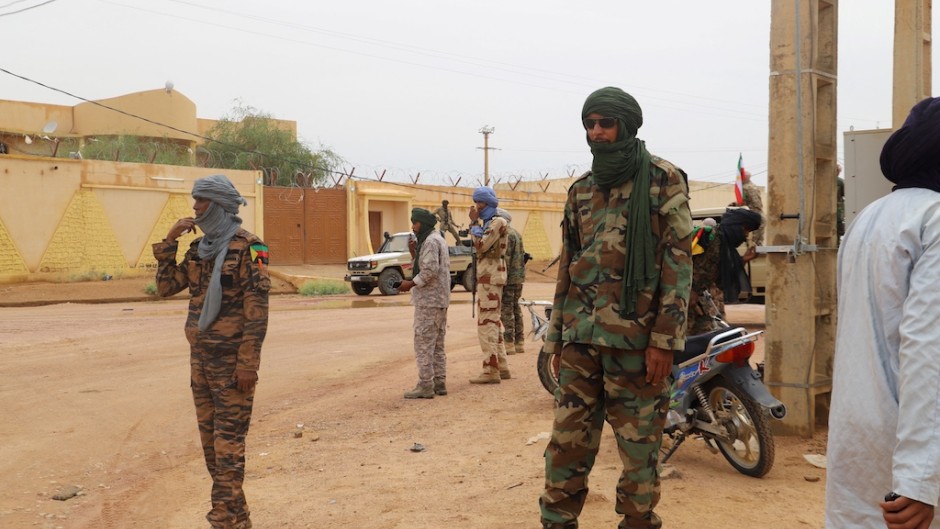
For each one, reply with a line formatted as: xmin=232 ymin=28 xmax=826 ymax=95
xmin=500 ymin=283 xmax=524 ymax=347
xmin=477 ymin=282 xmax=508 ymax=370
xmin=414 ymin=306 xmax=448 ymax=386
xmin=440 ymin=223 xmax=462 ymax=245
xmin=540 ymin=343 xmax=669 ymax=529
xmin=191 ymin=343 xmax=255 ymax=529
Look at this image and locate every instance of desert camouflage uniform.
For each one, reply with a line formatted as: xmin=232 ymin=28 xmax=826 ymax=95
xmin=153 ymin=229 xmax=270 ymax=529
xmin=541 ymin=159 xmax=692 ymax=529
xmin=410 ymin=231 xmax=450 ymax=390
xmin=434 ymin=205 xmax=462 ymax=244
xmin=472 ymin=215 xmax=510 ymax=376
xmin=501 ymin=225 xmax=526 ymax=354
xmin=690 ymin=226 xmax=721 ymax=335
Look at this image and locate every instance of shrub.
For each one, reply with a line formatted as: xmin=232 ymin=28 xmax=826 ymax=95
xmin=298 ymin=279 xmax=348 ymax=296
xmin=144 ymin=282 xmax=157 ymax=296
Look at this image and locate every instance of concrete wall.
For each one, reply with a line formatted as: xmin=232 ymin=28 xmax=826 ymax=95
xmin=0 ymin=154 xmax=262 ymax=282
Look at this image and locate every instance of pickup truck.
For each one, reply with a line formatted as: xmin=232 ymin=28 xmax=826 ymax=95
xmin=345 ymin=231 xmax=475 ymax=296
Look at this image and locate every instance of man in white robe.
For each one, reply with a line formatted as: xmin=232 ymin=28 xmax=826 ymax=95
xmin=826 ymin=97 xmax=940 ymax=529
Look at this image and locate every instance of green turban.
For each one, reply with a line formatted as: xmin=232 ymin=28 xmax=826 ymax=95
xmin=411 ymin=208 xmax=437 ymax=276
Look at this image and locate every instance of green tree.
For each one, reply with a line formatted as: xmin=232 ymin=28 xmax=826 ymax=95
xmin=202 ymin=102 xmax=342 ymax=187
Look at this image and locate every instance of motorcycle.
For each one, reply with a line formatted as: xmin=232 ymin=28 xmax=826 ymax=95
xmin=533 ymin=293 xmax=787 ymax=478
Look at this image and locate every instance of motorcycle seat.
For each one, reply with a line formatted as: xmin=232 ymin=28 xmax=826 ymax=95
xmin=674 ymin=328 xmax=740 ymax=365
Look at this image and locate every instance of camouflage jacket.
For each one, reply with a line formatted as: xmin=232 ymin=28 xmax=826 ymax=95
xmin=545 ymin=158 xmax=693 ymax=354
xmin=433 ymin=206 xmax=456 ymax=227
xmin=411 ymin=231 xmax=451 ymax=308
xmin=691 ymin=226 xmax=720 ymax=295
xmin=472 ymin=215 xmax=508 ymax=287
xmin=505 ymin=226 xmax=526 ymax=286
xmin=152 ymin=229 xmax=271 ymax=371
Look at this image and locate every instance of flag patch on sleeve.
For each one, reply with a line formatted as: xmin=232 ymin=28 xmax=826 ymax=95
xmin=250 ymin=244 xmax=269 ymax=266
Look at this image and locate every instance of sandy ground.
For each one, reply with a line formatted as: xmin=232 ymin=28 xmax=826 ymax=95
xmin=0 ymin=267 xmax=827 ymax=529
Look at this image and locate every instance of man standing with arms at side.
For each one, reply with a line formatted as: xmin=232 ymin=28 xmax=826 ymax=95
xmin=153 ymin=174 xmax=270 ymax=529
xmin=433 ymin=199 xmax=462 ymax=244
xmin=467 ymin=186 xmax=511 ymax=384
xmin=539 ymin=87 xmax=692 ymax=529
xmin=498 ymin=208 xmax=527 ymax=355
xmin=398 ymin=207 xmax=451 ymax=399
xmin=826 ymin=97 xmax=940 ymax=529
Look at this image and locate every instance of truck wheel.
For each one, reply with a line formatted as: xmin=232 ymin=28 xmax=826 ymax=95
xmin=461 ymin=265 xmax=475 ymax=292
xmin=378 ymin=269 xmax=403 ymax=295
xmin=351 ymin=283 xmax=374 ymax=296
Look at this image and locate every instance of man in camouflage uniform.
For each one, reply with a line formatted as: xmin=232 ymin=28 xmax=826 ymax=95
xmin=467 ymin=186 xmax=511 ymax=384
xmin=540 ymin=88 xmax=692 ymax=529
xmin=153 ymin=174 xmax=270 ymax=529
xmin=433 ymin=199 xmax=462 ymax=244
xmin=398 ymin=208 xmax=451 ymax=398
xmin=689 ymin=208 xmax=762 ymax=335
xmin=498 ymin=208 xmax=527 ymax=355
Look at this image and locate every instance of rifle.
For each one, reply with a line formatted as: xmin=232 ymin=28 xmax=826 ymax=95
xmin=542 ymin=253 xmax=561 ymax=273
xmin=471 ymin=246 xmax=477 ymax=318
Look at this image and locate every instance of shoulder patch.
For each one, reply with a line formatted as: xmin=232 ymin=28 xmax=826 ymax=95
xmin=250 ymin=243 xmax=269 ymax=268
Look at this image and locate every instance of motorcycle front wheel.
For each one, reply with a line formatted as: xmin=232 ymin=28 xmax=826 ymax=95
xmin=706 ymin=376 xmax=775 ymax=478
xmin=536 ymin=345 xmax=558 ymax=395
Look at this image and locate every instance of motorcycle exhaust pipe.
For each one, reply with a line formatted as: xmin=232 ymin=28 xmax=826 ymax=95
xmin=769 ymin=404 xmax=787 ymax=419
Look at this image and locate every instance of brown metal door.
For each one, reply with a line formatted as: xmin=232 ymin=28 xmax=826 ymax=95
xmin=304 ymin=188 xmax=348 ymax=264
xmin=263 ymin=187 xmax=304 ymax=265
xmin=369 ymin=211 xmax=382 ymax=253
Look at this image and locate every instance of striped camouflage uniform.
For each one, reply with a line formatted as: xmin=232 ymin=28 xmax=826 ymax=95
xmin=540 ymin=160 xmax=692 ymax=529
xmin=472 ymin=215 xmax=510 ymax=376
xmin=501 ymin=225 xmax=526 ymax=354
xmin=410 ymin=230 xmax=450 ymax=390
xmin=153 ymin=229 xmax=270 ymax=529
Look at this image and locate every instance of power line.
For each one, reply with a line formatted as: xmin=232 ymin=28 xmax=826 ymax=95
xmin=0 ymin=0 xmax=57 ymax=16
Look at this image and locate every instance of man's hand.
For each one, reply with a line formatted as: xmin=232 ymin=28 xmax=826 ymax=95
xmin=166 ymin=217 xmax=197 ymax=242
xmin=468 ymin=207 xmax=479 ymax=223
xmin=882 ymin=495 xmax=935 ymax=529
xmin=645 ymin=346 xmax=673 ymax=385
xmin=234 ymin=369 xmax=258 ymax=393
xmin=742 ymin=246 xmax=757 ymax=263
xmin=408 ymin=237 xmax=417 ymax=258
xmin=398 ymin=279 xmax=415 ymax=293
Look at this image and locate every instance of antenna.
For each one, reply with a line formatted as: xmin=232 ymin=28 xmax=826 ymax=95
xmin=42 ymin=121 xmax=57 ymax=134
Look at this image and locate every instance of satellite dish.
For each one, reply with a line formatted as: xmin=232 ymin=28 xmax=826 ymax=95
xmin=165 ymin=80 xmax=174 ymax=93
xmin=24 ymin=135 xmax=32 ymax=144
xmin=42 ymin=121 xmax=57 ymax=134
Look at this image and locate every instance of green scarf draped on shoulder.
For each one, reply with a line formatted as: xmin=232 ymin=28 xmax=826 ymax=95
xmin=582 ymin=87 xmax=656 ymax=317
xmin=410 ymin=208 xmax=437 ymax=276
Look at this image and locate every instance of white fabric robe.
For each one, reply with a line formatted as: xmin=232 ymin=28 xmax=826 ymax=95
xmin=826 ymin=188 xmax=940 ymax=528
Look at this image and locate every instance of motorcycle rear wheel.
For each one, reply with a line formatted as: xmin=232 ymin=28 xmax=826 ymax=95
xmin=706 ymin=376 xmax=775 ymax=478
xmin=536 ymin=345 xmax=558 ymax=395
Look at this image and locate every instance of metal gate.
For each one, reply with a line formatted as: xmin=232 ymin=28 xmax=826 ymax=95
xmin=263 ymin=186 xmax=348 ymax=265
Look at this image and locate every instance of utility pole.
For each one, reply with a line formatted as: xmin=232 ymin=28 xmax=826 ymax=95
xmin=478 ymin=125 xmax=495 ymax=187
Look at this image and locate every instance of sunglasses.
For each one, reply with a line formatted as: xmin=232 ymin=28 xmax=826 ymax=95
xmin=582 ymin=117 xmax=617 ymax=130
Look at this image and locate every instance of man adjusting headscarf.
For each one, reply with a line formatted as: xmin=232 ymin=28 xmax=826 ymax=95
xmin=192 ymin=174 xmax=248 ymax=331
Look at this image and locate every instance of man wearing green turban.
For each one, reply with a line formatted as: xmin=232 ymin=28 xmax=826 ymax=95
xmin=398 ymin=207 xmax=451 ymax=398
xmin=540 ymin=87 xmax=693 ymax=529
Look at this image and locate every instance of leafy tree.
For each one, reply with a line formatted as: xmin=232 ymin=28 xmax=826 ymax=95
xmin=201 ymin=101 xmax=342 ymax=187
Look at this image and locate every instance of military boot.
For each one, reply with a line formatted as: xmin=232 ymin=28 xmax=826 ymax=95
xmin=514 ymin=341 xmax=525 ymax=355
xmin=404 ymin=383 xmax=435 ymax=399
xmin=469 ymin=366 xmax=501 ymax=384
xmin=499 ymin=367 xmax=512 ymax=379
xmin=433 ymin=379 xmax=447 ymax=396
xmin=505 ymin=339 xmax=516 ymax=355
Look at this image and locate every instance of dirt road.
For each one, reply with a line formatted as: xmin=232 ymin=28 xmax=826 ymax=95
xmin=0 ymin=279 xmax=827 ymax=529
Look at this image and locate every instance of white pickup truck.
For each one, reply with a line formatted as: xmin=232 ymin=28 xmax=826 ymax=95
xmin=344 ymin=231 xmax=475 ymax=296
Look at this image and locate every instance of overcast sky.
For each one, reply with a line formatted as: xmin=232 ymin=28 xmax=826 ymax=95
xmin=0 ymin=0 xmax=913 ymax=187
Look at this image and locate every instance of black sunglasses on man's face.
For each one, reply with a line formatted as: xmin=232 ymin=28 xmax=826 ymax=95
xmin=582 ymin=117 xmax=617 ymax=130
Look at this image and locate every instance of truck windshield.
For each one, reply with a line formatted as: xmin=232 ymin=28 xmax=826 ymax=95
xmin=380 ymin=235 xmax=411 ymax=253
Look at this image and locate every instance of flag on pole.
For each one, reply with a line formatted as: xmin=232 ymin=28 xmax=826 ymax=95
xmin=734 ymin=154 xmax=745 ymax=206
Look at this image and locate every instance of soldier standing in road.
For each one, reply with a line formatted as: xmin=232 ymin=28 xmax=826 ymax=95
xmin=433 ymin=199 xmax=462 ymax=244
xmin=153 ymin=174 xmax=270 ymax=529
xmin=540 ymin=87 xmax=693 ymax=529
xmin=498 ymin=208 xmax=527 ymax=355
xmin=398 ymin=207 xmax=451 ymax=399
xmin=467 ymin=186 xmax=511 ymax=384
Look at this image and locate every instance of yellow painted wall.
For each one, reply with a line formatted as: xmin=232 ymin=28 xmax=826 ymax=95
xmin=0 ymin=154 xmax=261 ymax=282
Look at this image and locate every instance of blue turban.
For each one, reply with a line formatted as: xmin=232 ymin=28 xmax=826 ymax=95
xmin=472 ymin=186 xmax=498 ymax=207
